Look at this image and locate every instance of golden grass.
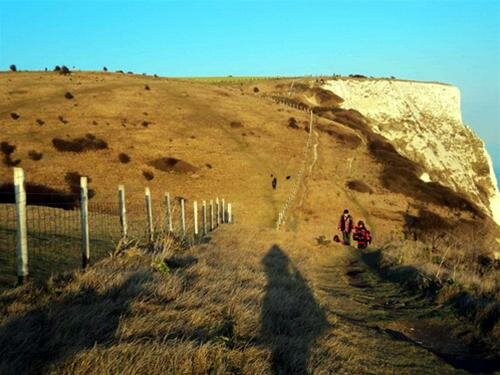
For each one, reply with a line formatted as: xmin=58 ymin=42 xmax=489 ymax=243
xmin=1 ymin=225 xmax=477 ymax=374
xmin=0 ymin=71 xmax=499 ymax=372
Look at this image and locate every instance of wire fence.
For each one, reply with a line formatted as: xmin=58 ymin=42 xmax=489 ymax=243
xmin=273 ymin=106 xmax=315 ymax=229
xmin=0 ymin=184 xmax=231 ymax=291
xmin=0 ymin=197 xmax=118 ymax=289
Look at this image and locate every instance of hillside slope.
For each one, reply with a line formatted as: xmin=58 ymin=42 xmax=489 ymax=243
xmin=1 ymin=72 xmax=497 ymax=237
xmin=0 ymin=72 xmax=499 ymax=373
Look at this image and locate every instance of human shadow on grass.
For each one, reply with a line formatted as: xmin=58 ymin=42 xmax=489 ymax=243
xmin=261 ymin=245 xmax=328 ymax=375
xmin=0 ymin=271 xmax=152 ymax=374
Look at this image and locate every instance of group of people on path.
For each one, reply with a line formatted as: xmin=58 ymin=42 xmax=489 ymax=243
xmin=334 ymin=209 xmax=372 ymax=249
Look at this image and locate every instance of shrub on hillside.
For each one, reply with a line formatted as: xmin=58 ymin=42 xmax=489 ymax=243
xmin=230 ymin=121 xmax=243 ymax=129
xmin=36 ymin=119 xmax=45 ymax=126
xmin=58 ymin=115 xmax=68 ymax=124
xmin=60 ymin=65 xmax=71 ymax=75
xmin=288 ymin=117 xmax=299 ymax=129
xmin=346 ymin=180 xmax=373 ymax=194
xmin=10 ymin=112 xmax=20 ymax=120
xmin=142 ymin=170 xmax=154 ymax=180
xmin=52 ymin=134 xmax=108 ymax=152
xmin=54 ymin=65 xmax=61 ymax=72
xmin=28 ymin=150 xmax=43 ymax=161
xmin=9 ymin=64 xmax=16 ymax=72
xmin=103 ymin=67 xmax=108 ymax=72
xmin=64 ymin=92 xmax=74 ymax=99
xmin=118 ymin=153 xmax=131 ymax=163
xmin=64 ymin=171 xmax=96 ymax=198
xmin=145 ymin=85 xmax=150 ymax=90
xmin=253 ymin=86 xmax=259 ymax=93
xmin=0 ymin=141 xmax=21 ymax=167
xmin=0 ymin=142 xmax=15 ymax=156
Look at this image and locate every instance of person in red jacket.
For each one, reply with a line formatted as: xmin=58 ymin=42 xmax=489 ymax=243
xmin=338 ymin=209 xmax=353 ymax=245
xmin=353 ymin=220 xmax=372 ymax=249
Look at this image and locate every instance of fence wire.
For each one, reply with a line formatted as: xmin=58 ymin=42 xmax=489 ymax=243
xmin=0 ymin=192 xmax=224 ymax=290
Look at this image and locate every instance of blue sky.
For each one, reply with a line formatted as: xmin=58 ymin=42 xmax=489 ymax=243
xmin=0 ymin=0 xmax=498 ymax=181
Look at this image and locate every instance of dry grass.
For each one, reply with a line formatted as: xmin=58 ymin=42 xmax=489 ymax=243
xmin=380 ymin=225 xmax=499 ymax=298
xmin=0 ymin=71 xmax=310 ymax=228
xmin=2 ymin=224 xmax=491 ymax=373
xmin=52 ymin=134 xmax=108 ymax=153
xmin=0 ymin=72 xmax=498 ymax=372
xmin=0 ymin=227 xmax=329 ymax=374
xmin=346 ymin=180 xmax=373 ymax=194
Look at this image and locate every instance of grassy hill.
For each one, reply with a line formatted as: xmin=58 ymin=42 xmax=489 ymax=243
xmin=2 ymin=71 xmax=494 ymax=233
xmin=0 ymin=71 xmax=498 ymax=373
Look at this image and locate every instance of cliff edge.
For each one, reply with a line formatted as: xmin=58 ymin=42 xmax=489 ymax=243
xmin=322 ymin=79 xmax=500 ymax=225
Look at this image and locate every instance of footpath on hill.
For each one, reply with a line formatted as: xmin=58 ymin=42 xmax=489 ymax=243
xmin=0 ymin=96 xmax=497 ymax=374
xmin=0 ymin=223 xmax=497 ymax=374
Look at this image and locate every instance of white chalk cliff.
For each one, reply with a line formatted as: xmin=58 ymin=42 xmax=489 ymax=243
xmin=322 ymin=78 xmax=500 ymax=225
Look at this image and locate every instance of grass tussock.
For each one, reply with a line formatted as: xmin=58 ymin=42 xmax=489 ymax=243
xmin=118 ymin=152 xmax=131 ymax=164
xmin=316 ymin=123 xmax=362 ymax=149
xmin=52 ymin=134 xmax=108 ymax=153
xmin=28 ymin=150 xmax=43 ymax=161
xmin=142 ymin=170 xmax=154 ymax=180
xmin=288 ymin=117 xmax=299 ymax=129
xmin=0 ymin=141 xmax=21 ymax=167
xmin=346 ymin=180 xmax=373 ymax=194
xmin=230 ymin=121 xmax=243 ymax=129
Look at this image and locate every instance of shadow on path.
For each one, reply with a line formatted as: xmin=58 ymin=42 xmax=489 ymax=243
xmin=261 ymin=245 xmax=328 ymax=375
xmin=0 ymin=271 xmax=152 ymax=374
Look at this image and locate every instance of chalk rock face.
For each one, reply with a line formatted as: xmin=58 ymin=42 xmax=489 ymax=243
xmin=323 ymin=78 xmax=500 ymax=225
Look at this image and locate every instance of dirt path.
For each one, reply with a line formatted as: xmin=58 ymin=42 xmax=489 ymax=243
xmin=207 ymin=225 xmax=496 ymax=373
xmin=202 ymin=224 xmax=497 ymax=374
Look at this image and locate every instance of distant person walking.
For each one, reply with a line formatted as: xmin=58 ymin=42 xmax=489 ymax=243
xmin=353 ymin=220 xmax=372 ymax=249
xmin=338 ymin=209 xmax=353 ymax=245
xmin=271 ymin=175 xmax=277 ymax=190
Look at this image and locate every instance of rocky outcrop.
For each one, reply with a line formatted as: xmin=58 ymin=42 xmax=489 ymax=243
xmin=322 ymin=78 xmax=500 ymax=225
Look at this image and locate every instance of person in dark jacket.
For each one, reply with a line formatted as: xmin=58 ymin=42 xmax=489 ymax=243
xmin=353 ymin=220 xmax=372 ymax=249
xmin=338 ymin=209 xmax=353 ymax=245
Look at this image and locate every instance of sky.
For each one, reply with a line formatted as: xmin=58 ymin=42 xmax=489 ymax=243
xmin=0 ymin=0 xmax=498 ymax=182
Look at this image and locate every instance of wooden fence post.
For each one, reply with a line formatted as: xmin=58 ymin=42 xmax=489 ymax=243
xmin=202 ymin=200 xmax=207 ymax=235
xmin=145 ymin=187 xmax=154 ymax=242
xmin=180 ymin=198 xmax=186 ymax=237
xmin=227 ymin=203 xmax=232 ymax=224
xmin=80 ymin=176 xmax=90 ymax=269
xmin=216 ymin=198 xmax=220 ymax=227
xmin=221 ymin=198 xmax=226 ymax=223
xmin=209 ymin=200 xmax=214 ymax=231
xmin=165 ymin=192 xmax=173 ymax=233
xmin=193 ymin=200 xmax=198 ymax=238
xmin=118 ymin=185 xmax=127 ymax=238
xmin=14 ymin=168 xmax=28 ymax=284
